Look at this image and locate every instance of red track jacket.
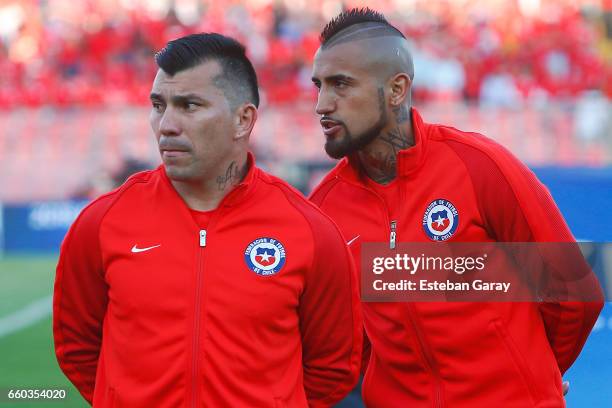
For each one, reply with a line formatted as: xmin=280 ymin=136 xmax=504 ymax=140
xmin=310 ymin=109 xmax=603 ymax=407
xmin=54 ymin=155 xmax=362 ymax=407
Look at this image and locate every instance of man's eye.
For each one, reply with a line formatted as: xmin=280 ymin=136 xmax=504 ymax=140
xmin=185 ymin=102 xmax=200 ymax=110
xmin=152 ymin=102 xmax=164 ymax=111
xmin=334 ymin=81 xmax=348 ymax=89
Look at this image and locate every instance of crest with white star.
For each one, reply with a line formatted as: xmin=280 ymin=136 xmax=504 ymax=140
xmin=422 ymin=199 xmax=459 ymax=241
xmin=244 ymin=237 xmax=287 ymax=275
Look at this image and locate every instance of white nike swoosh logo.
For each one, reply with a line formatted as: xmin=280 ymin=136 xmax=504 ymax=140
xmin=131 ymin=244 xmax=161 ymax=253
xmin=346 ymin=235 xmax=360 ymax=246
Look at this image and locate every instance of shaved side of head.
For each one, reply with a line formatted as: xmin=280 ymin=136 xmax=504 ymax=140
xmin=319 ymin=8 xmax=414 ymax=81
xmin=321 ymin=21 xmax=405 ymax=49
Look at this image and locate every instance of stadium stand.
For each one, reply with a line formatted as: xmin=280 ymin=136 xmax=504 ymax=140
xmin=0 ymin=0 xmax=611 ymax=109
xmin=0 ymin=0 xmax=610 ymax=202
xmin=0 ymin=102 xmax=610 ymax=202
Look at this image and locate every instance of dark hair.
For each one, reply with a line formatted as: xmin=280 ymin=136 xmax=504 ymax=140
xmin=320 ymin=8 xmax=405 ymax=46
xmin=155 ymin=33 xmax=260 ymax=108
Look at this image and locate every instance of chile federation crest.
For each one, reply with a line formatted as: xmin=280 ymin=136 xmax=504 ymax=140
xmin=422 ymin=199 xmax=459 ymax=241
xmin=244 ymin=237 xmax=287 ymax=276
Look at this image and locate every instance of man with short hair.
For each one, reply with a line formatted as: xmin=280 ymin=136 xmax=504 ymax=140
xmin=309 ymin=8 xmax=603 ymax=407
xmin=54 ymin=33 xmax=361 ymax=407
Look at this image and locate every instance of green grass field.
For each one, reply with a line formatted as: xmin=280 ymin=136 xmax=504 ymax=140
xmin=0 ymin=256 xmax=87 ymax=407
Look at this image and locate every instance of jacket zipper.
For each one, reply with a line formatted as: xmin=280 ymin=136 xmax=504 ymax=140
xmin=191 ymin=229 xmax=207 ymax=408
xmin=395 ymin=171 xmax=443 ymax=406
xmin=351 ymin=178 xmax=444 ymax=407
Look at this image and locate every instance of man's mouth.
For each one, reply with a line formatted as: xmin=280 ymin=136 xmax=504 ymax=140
xmin=320 ymin=118 xmax=343 ymax=137
xmin=161 ymin=148 xmax=190 ymax=159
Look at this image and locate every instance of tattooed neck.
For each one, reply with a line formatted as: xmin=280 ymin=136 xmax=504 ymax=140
xmin=359 ymin=104 xmax=413 ymax=185
xmin=216 ymin=160 xmax=248 ymax=191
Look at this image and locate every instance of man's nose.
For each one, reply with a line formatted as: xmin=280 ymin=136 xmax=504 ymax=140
xmin=159 ymin=108 xmax=181 ymax=136
xmin=315 ymin=89 xmax=335 ymax=115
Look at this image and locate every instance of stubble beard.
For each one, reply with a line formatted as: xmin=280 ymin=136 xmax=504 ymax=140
xmin=163 ymin=155 xmax=200 ymax=183
xmin=324 ymin=88 xmax=388 ymax=159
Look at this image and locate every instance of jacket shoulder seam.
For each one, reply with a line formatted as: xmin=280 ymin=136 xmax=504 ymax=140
xmin=309 ymin=176 xmax=341 ymax=207
xmin=441 ymin=134 xmax=535 ymax=238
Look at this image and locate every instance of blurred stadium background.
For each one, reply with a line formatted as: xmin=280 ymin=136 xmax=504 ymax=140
xmin=0 ymin=0 xmax=611 ymax=406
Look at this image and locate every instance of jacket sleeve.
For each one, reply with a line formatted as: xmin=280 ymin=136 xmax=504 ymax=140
xmin=448 ymin=138 xmax=604 ymax=374
xmin=53 ymin=195 xmax=113 ymax=404
xmin=298 ymin=208 xmax=362 ymax=407
xmin=310 ymin=178 xmax=371 ymax=377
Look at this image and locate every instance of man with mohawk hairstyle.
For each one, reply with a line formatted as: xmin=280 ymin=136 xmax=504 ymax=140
xmin=309 ymin=8 xmax=603 ymax=407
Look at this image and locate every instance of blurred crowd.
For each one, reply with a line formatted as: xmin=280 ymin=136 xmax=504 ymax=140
xmin=0 ymin=0 xmax=611 ymax=109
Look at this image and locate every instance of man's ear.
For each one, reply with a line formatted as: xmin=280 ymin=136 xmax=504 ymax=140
xmin=388 ymin=73 xmax=412 ymax=107
xmin=234 ymin=103 xmax=258 ymax=141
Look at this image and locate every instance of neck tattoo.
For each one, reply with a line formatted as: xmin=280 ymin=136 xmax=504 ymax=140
xmin=216 ymin=160 xmax=248 ymax=191
xmin=361 ymin=104 xmax=412 ymax=185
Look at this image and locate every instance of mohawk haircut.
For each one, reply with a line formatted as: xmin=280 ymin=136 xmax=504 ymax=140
xmin=155 ymin=33 xmax=260 ymax=108
xmin=320 ymin=8 xmax=405 ymax=48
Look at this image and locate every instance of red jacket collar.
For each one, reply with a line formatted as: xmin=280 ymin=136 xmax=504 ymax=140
xmin=339 ymin=107 xmax=430 ymax=183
